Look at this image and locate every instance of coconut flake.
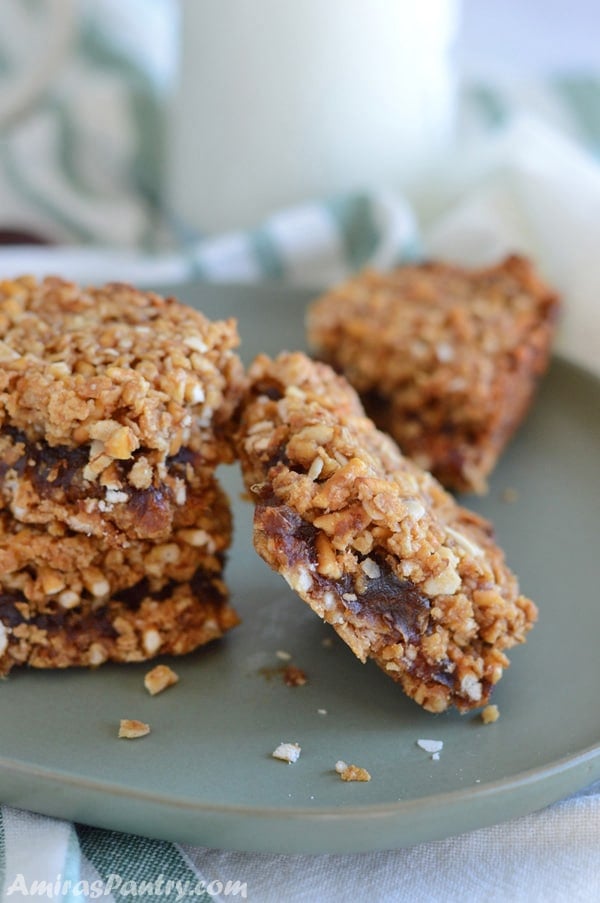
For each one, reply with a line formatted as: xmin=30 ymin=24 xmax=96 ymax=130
xmin=417 ymin=738 xmax=443 ymax=754
xmin=272 ymin=742 xmax=301 ymax=764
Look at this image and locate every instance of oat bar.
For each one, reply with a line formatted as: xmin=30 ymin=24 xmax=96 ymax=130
xmin=0 ymin=276 xmax=244 ymax=541
xmin=307 ymin=256 xmax=559 ymax=492
xmin=237 ymin=352 xmax=537 ymax=713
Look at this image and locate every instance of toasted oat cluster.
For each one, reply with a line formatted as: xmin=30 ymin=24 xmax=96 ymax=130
xmin=307 ymin=255 xmax=560 ymax=492
xmin=335 ymin=761 xmax=371 ymax=782
xmin=0 ymin=277 xmax=241 ymax=674
xmin=236 ymin=352 xmax=537 ymax=713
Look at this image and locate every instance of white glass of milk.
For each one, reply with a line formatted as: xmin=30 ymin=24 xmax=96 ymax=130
xmin=167 ymin=0 xmax=460 ymax=234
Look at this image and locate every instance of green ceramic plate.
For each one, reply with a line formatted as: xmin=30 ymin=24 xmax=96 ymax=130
xmin=0 ymin=283 xmax=598 ymax=854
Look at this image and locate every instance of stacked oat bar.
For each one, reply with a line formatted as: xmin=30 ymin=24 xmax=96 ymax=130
xmin=0 ymin=276 xmax=243 ymax=673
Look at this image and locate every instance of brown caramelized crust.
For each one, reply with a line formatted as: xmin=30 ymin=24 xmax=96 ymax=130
xmin=236 ymin=352 xmax=537 ymax=714
xmin=0 ymin=275 xmax=244 ymax=495
xmin=0 ymin=565 xmax=239 ymax=674
xmin=307 ymin=255 xmax=560 ymax=492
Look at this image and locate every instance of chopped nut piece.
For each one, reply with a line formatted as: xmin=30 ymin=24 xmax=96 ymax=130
xmin=39 ymin=568 xmax=66 ymax=595
xmin=81 ymin=567 xmax=110 ymax=598
xmin=144 ymin=664 xmax=179 ymax=696
xmin=88 ymin=643 xmax=106 ymax=667
xmin=283 ymin=664 xmax=307 ymax=687
xmin=335 ymin=760 xmax=371 ymax=782
xmin=128 ymin=457 xmax=153 ymax=490
xmin=118 ymin=719 xmax=150 ymax=739
xmin=307 ymin=456 xmax=324 ymax=481
xmin=57 ymin=590 xmax=80 ymax=610
xmin=272 ymin=742 xmax=301 ymax=764
xmin=142 ymin=628 xmax=162 ymax=656
xmin=481 ymin=704 xmax=500 ymax=724
xmin=275 ymin=650 xmax=292 ymax=661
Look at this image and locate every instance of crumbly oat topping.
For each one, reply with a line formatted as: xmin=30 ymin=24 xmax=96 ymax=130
xmin=0 ymin=276 xmax=244 ymax=470
xmin=307 ymin=256 xmax=560 ymax=493
xmin=236 ymin=352 xmax=537 ymax=713
xmin=272 ymin=742 xmax=301 ymax=764
xmin=335 ymin=760 xmax=371 ymax=782
xmin=144 ymin=664 xmax=179 ymax=696
xmin=119 ymin=719 xmax=150 ymax=739
xmin=481 ymin=704 xmax=500 ymax=724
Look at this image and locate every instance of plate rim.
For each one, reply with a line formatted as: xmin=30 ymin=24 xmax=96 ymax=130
xmin=1 ymin=728 xmax=598 ymax=820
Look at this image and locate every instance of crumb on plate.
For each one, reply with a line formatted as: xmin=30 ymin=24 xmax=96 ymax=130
xmin=417 ymin=739 xmax=443 ymax=754
xmin=118 ymin=719 xmax=150 ymax=739
xmin=481 ymin=704 xmax=500 ymax=724
xmin=335 ymin=760 xmax=371 ymax=782
xmin=272 ymin=742 xmax=301 ymax=764
xmin=283 ymin=664 xmax=307 ymax=687
xmin=144 ymin=664 xmax=179 ymax=696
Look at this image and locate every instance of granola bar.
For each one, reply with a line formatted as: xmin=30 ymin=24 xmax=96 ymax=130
xmin=307 ymin=255 xmax=560 ymax=492
xmin=0 ymin=566 xmax=238 ymax=674
xmin=0 ymin=276 xmax=244 ymax=541
xmin=236 ymin=352 xmax=537 ymax=713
